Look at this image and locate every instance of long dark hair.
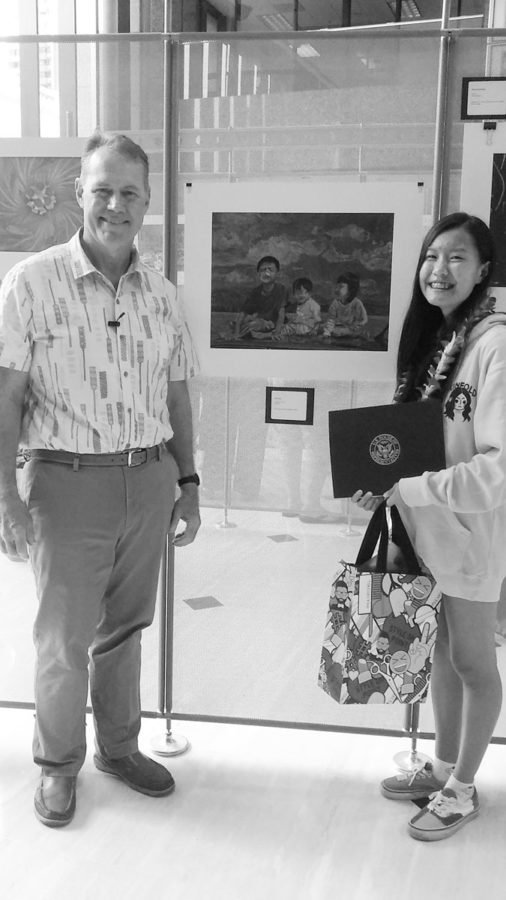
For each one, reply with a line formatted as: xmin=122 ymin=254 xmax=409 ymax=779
xmin=337 ymin=271 xmax=360 ymax=302
xmin=396 ymin=212 xmax=495 ymax=401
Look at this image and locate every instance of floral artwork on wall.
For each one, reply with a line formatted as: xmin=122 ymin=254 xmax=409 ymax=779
xmin=0 ymin=156 xmax=83 ymax=252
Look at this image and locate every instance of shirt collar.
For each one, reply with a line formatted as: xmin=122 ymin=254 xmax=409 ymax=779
xmin=67 ymin=229 xmax=143 ymax=281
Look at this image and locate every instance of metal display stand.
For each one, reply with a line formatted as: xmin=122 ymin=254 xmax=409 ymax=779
xmin=339 ymin=379 xmax=361 ymax=536
xmin=151 ymin=538 xmax=190 ymax=758
xmin=216 ymin=377 xmax=237 ymax=529
xmin=151 ymin=34 xmax=189 ymax=758
xmin=394 ymin=703 xmax=431 ymax=773
xmin=339 ymin=498 xmax=362 ymax=537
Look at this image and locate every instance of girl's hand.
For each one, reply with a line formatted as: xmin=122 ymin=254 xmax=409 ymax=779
xmin=350 ymin=490 xmax=384 ymax=512
xmin=383 ymin=483 xmax=402 ymax=507
xmin=351 ymin=482 xmax=401 ymax=511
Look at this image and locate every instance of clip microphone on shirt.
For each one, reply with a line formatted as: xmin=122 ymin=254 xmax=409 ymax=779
xmin=107 ymin=312 xmax=125 ymax=328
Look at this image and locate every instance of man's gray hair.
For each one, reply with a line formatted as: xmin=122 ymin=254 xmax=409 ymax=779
xmin=81 ymin=130 xmax=150 ymax=188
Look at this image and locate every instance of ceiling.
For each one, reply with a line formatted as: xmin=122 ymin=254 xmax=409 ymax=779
xmin=208 ymin=0 xmax=489 ymax=31
xmin=195 ymin=0 xmax=491 ymax=95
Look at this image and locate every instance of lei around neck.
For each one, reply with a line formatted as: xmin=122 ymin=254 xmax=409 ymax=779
xmin=394 ymin=296 xmax=496 ymax=403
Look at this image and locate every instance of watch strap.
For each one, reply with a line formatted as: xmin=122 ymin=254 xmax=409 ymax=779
xmin=177 ymin=473 xmax=200 ymax=487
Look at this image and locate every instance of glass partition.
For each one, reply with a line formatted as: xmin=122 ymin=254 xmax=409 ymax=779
xmin=0 ymin=27 xmax=505 ymax=741
xmin=173 ymin=31 xmax=441 ymax=734
xmin=171 ymin=30 xmax=506 ymax=740
xmin=177 ymin=33 xmax=441 ymax=204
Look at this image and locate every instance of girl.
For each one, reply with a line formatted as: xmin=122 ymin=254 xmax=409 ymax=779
xmin=353 ymin=212 xmax=506 ymax=841
xmin=322 ymin=271 xmax=368 ymax=339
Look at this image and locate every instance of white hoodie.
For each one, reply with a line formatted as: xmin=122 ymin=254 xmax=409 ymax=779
xmin=397 ymin=313 xmax=506 ymax=601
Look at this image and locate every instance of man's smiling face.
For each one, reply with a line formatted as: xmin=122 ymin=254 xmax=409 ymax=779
xmin=76 ymin=147 xmax=150 ymax=265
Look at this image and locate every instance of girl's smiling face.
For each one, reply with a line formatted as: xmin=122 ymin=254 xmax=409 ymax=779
xmin=419 ymin=226 xmax=489 ymax=321
xmin=294 ymin=285 xmax=311 ymax=305
xmin=335 ymin=281 xmax=351 ymax=303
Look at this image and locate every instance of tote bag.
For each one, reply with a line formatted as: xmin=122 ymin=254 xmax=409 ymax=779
xmin=318 ymin=502 xmax=441 ymax=705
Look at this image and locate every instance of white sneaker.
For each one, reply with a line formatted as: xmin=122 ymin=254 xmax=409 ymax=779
xmin=408 ymin=787 xmax=479 ymax=841
xmin=380 ymin=762 xmax=444 ymax=801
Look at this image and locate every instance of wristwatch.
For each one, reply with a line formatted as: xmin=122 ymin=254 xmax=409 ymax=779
xmin=177 ymin=473 xmax=200 ymax=487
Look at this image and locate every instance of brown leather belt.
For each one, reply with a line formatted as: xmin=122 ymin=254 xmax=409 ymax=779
xmin=26 ymin=445 xmax=163 ymax=469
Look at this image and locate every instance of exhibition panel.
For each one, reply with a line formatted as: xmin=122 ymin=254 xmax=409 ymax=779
xmin=1 ymin=25 xmax=505 ymax=744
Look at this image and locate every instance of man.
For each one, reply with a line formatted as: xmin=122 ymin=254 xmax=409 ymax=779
xmin=0 ymin=131 xmax=200 ymax=827
xmin=233 ymin=255 xmax=288 ymax=339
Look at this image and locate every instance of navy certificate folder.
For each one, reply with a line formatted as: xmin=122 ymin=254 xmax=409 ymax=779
xmin=328 ymin=401 xmax=446 ymax=498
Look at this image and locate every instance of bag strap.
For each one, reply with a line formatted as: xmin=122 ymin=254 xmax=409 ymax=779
xmin=390 ymin=504 xmax=421 ymax=574
xmin=355 ymin=501 xmax=421 ymax=574
xmin=355 ymin=501 xmax=389 ymax=569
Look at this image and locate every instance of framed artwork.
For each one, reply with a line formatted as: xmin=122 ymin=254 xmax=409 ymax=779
xmin=461 ymin=77 xmax=506 ymax=121
xmin=265 ymin=386 xmax=315 ymax=425
xmin=183 ymin=181 xmax=423 ymax=380
xmin=461 ymin=121 xmax=506 ymax=309
xmin=209 ymin=209 xmax=393 ymax=353
xmin=0 ymin=138 xmax=86 ymax=280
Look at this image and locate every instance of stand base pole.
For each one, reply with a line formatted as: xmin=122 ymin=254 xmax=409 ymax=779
xmin=393 ymin=747 xmax=431 ymax=773
xmin=216 ymin=518 xmax=237 ymax=529
xmin=151 ymin=724 xmax=190 ymax=757
xmin=338 ymin=499 xmax=361 ymax=536
xmin=393 ymin=702 xmax=431 ymax=772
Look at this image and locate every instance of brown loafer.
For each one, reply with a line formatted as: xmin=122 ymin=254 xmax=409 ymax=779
xmin=34 ymin=775 xmax=77 ymax=827
xmin=93 ymin=751 xmax=175 ymax=796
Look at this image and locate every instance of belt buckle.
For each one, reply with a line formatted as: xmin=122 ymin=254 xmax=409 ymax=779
xmin=127 ymin=449 xmax=146 ymax=467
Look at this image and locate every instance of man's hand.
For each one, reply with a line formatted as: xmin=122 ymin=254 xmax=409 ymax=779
xmin=0 ymin=493 xmax=34 ymax=560
xmin=169 ymin=485 xmax=201 ymax=547
xmin=165 ymin=380 xmax=200 ymax=546
xmin=0 ymin=368 xmax=31 ymax=558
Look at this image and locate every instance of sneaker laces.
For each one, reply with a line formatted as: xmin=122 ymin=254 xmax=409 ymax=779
xmin=427 ymin=789 xmax=457 ymax=815
xmin=426 ymin=788 xmax=475 ymax=819
xmin=407 ymin=762 xmax=431 ymax=786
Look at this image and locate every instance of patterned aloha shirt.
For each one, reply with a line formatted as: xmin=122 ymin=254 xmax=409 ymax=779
xmin=0 ymin=231 xmax=199 ymax=453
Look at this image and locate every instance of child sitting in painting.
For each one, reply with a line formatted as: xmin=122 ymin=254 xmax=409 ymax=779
xmin=322 ymin=271 xmax=368 ymax=339
xmin=271 ymin=277 xmax=321 ymax=341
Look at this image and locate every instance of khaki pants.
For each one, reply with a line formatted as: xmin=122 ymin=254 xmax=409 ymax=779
xmin=21 ymin=447 xmax=177 ymax=776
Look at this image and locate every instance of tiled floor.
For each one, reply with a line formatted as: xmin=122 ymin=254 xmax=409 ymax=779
xmin=2 ymin=496 xmax=506 ymax=899
xmin=1 ymin=708 xmax=505 ymax=900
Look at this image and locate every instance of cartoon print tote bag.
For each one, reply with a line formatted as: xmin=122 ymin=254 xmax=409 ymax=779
xmin=318 ymin=502 xmax=441 ymax=705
